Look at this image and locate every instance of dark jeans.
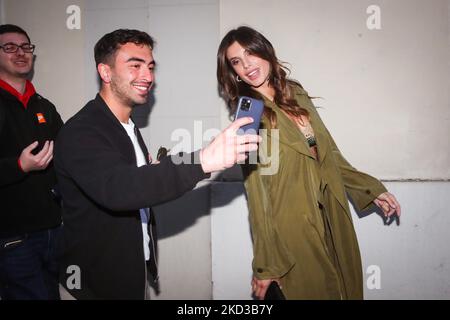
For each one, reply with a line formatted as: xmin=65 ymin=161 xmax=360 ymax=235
xmin=0 ymin=225 xmax=62 ymax=300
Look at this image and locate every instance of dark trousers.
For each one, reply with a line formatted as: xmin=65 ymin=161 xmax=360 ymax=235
xmin=0 ymin=226 xmax=61 ymax=300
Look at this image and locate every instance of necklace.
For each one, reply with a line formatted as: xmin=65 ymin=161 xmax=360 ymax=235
xmin=291 ymin=115 xmax=317 ymax=148
xmin=300 ymin=122 xmax=317 ymax=147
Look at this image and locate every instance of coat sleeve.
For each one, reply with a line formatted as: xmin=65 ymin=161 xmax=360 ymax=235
xmin=54 ymin=122 xmax=209 ymax=211
xmin=0 ymin=156 xmax=27 ymax=187
xmin=242 ymin=134 xmax=295 ymax=280
xmin=0 ymin=100 xmax=25 ymax=186
xmin=325 ymin=126 xmax=387 ymax=212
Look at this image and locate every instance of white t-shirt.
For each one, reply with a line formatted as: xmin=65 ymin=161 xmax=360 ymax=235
xmin=121 ymin=119 xmax=150 ymax=261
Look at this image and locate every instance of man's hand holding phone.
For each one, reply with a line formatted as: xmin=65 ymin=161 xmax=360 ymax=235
xmin=199 ymin=117 xmax=261 ymax=173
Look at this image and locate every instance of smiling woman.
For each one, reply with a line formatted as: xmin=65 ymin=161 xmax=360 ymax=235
xmin=217 ymin=25 xmax=401 ymax=300
xmin=227 ymin=42 xmax=272 ymax=89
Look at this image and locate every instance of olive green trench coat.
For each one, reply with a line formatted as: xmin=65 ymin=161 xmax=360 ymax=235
xmin=243 ymin=86 xmax=387 ymax=299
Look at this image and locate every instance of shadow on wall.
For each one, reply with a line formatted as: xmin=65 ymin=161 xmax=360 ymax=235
xmin=149 ymin=167 xmax=247 ymax=297
xmin=153 ymin=165 xmax=246 ymax=240
xmin=153 ymin=162 xmax=399 ymax=242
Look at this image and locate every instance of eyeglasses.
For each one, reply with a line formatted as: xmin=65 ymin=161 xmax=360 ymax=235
xmin=0 ymin=43 xmax=36 ymax=53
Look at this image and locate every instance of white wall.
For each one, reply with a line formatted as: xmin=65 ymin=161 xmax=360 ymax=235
xmin=220 ymin=0 xmax=450 ymax=180
xmin=211 ymin=182 xmax=253 ymax=299
xmin=211 ymin=181 xmax=450 ymax=299
xmin=2 ymin=0 xmax=450 ymax=299
xmin=355 ymin=181 xmax=450 ymax=299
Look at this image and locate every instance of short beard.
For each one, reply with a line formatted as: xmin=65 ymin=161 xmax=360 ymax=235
xmin=110 ymin=78 xmax=136 ymax=107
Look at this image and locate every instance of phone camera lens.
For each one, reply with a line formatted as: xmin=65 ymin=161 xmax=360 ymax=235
xmin=242 ymin=99 xmax=251 ymax=111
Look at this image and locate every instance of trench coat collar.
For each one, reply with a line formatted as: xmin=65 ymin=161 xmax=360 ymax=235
xmin=295 ymin=89 xmax=330 ymax=166
xmin=261 ymin=91 xmax=329 ymax=165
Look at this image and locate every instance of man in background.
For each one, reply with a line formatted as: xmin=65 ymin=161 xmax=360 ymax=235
xmin=0 ymin=24 xmax=63 ymax=300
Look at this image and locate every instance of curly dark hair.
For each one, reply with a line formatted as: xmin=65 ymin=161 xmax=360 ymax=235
xmin=94 ymin=29 xmax=154 ymax=66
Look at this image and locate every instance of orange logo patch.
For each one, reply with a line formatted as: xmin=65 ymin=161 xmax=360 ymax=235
xmin=36 ymin=113 xmax=46 ymax=124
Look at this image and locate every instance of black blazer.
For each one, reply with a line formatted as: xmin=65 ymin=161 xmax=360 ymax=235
xmin=54 ymin=94 xmax=208 ymax=299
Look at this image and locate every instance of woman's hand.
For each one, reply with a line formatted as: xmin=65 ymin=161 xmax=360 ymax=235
xmin=251 ymin=277 xmax=281 ymax=300
xmin=373 ymin=192 xmax=401 ymax=218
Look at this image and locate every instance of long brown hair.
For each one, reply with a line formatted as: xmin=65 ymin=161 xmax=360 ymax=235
xmin=217 ymin=26 xmax=309 ymax=128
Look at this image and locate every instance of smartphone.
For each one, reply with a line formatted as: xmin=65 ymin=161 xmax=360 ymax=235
xmin=31 ymin=140 xmax=45 ymax=155
xmin=234 ymin=96 xmax=264 ymax=135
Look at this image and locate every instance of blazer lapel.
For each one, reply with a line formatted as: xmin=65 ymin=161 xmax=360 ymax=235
xmin=94 ymin=94 xmax=145 ymax=165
